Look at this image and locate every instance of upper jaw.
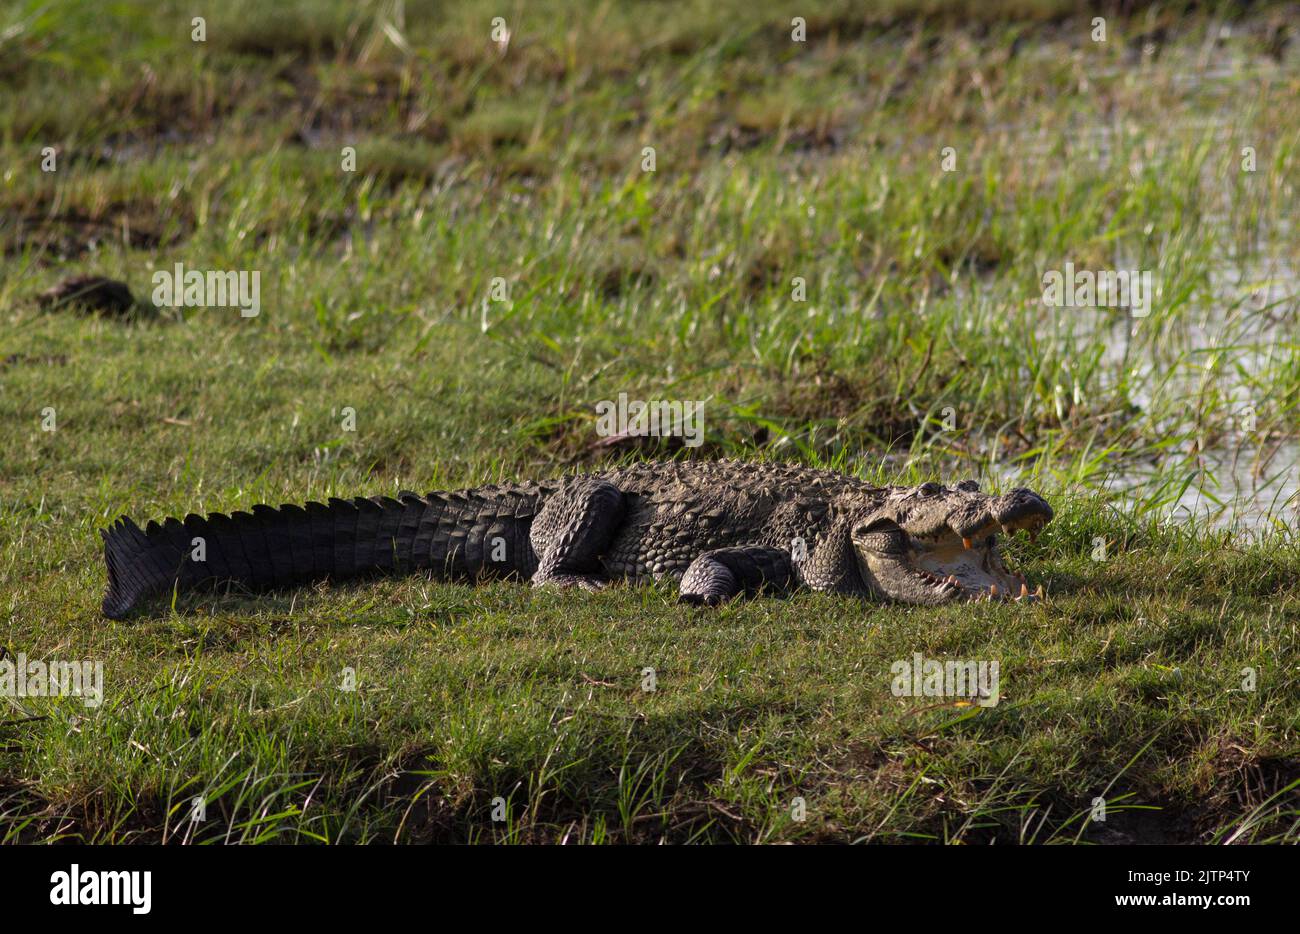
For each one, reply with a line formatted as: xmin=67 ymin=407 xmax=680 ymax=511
xmin=919 ymin=487 xmax=1054 ymax=543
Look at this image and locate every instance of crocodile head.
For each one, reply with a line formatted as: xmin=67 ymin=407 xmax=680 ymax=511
xmin=849 ymin=482 xmax=1052 ymax=605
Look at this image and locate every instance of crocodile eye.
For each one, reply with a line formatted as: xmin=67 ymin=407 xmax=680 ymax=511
xmin=918 ymin=482 xmax=942 ymax=496
xmin=956 ymin=480 xmax=980 ymax=493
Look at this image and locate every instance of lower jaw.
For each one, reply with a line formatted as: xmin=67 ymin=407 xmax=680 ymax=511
xmin=909 ymin=559 xmax=1039 ymax=602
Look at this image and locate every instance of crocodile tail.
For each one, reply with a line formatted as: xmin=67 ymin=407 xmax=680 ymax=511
xmin=99 ymin=494 xmax=429 ymax=619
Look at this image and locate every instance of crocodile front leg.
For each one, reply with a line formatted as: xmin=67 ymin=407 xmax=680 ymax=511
xmin=530 ymin=478 xmax=625 ymax=591
xmin=678 ymin=545 xmax=796 ymax=606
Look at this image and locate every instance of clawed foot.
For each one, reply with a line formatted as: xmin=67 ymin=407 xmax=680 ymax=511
xmin=678 ymin=592 xmax=729 ymax=607
xmin=532 ymin=573 xmax=608 ymax=593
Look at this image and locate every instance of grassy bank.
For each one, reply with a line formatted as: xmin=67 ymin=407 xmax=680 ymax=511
xmin=1 ymin=0 xmax=1298 ymax=842
xmin=3 ymin=493 xmax=1299 ymax=843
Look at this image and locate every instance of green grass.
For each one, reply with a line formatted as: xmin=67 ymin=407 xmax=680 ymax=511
xmin=1 ymin=0 xmax=1298 ymax=842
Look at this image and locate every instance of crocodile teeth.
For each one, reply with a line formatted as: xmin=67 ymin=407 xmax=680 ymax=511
xmin=1020 ymin=582 xmax=1029 ymax=597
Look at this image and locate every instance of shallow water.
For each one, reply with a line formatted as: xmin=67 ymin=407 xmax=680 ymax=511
xmin=1019 ymin=34 xmax=1299 ymax=531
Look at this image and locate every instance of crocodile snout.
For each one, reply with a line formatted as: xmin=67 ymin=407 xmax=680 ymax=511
xmin=854 ymin=482 xmax=1054 ymax=605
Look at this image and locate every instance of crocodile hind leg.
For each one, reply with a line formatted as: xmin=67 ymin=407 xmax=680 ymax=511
xmin=679 ymin=545 xmax=796 ymax=607
xmin=530 ymin=478 xmax=625 ymax=591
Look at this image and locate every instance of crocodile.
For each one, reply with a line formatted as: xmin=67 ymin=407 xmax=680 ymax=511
xmin=99 ymin=460 xmax=1053 ymax=618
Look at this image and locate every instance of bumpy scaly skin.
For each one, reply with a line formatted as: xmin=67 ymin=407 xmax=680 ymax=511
xmin=100 ymin=460 xmax=1052 ymax=618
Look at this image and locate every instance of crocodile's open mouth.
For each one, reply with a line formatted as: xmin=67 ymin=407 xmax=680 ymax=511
xmin=851 ymin=485 xmax=1053 ymax=605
